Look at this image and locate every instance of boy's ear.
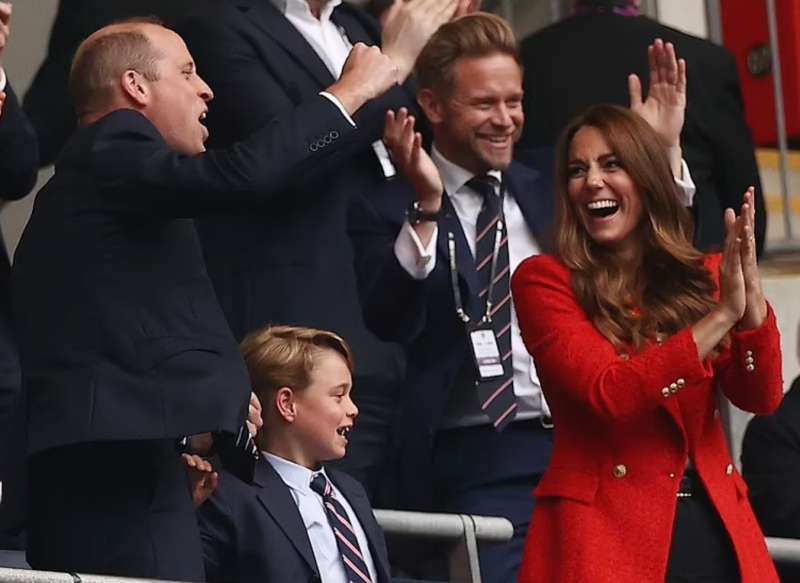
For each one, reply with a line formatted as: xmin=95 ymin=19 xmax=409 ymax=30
xmin=275 ymin=387 xmax=298 ymax=423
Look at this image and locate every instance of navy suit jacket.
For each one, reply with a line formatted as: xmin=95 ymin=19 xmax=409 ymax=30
xmin=350 ymin=155 xmax=556 ymax=509
xmin=179 ymin=0 xmax=413 ymax=382
xmin=199 ymin=458 xmax=391 ymax=583
xmin=12 ymin=100 xmax=355 ymax=455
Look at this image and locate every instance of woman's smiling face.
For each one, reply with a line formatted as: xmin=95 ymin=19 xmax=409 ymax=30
xmin=566 ymin=125 xmax=645 ymax=258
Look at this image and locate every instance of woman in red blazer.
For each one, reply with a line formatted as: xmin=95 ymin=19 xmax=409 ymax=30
xmin=511 ymin=104 xmax=782 ymax=581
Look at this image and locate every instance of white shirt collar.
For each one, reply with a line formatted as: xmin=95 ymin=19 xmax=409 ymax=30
xmin=271 ymin=0 xmax=342 ymax=23
xmin=431 ymin=144 xmax=503 ymax=197
xmin=263 ymin=451 xmax=329 ymax=496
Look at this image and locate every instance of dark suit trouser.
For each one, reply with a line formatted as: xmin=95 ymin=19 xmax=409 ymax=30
xmin=27 ymin=440 xmax=204 ymax=581
xmin=666 ymin=483 xmax=740 ymax=582
xmin=432 ymin=420 xmax=553 ymax=583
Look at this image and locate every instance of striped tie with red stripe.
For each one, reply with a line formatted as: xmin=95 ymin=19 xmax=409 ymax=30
xmin=469 ymin=175 xmax=517 ymax=431
xmin=310 ymin=473 xmax=373 ymax=583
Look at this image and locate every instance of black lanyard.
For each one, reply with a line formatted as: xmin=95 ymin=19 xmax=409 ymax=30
xmin=446 ymin=179 xmax=506 ymax=327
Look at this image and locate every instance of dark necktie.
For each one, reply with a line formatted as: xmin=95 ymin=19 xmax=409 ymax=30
xmin=469 ymin=175 xmax=517 ymax=431
xmin=310 ymin=473 xmax=374 ymax=583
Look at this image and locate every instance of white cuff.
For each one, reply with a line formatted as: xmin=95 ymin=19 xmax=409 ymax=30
xmin=0 ymin=68 xmax=6 ymax=92
xmin=319 ymin=91 xmax=356 ymax=127
xmin=394 ymin=220 xmax=438 ymax=280
xmin=674 ymin=158 xmax=696 ymax=207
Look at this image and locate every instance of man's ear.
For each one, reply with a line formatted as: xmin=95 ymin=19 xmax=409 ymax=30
xmin=119 ymin=69 xmax=151 ymax=107
xmin=418 ymin=88 xmax=444 ymax=125
xmin=275 ymin=387 xmax=298 ymax=423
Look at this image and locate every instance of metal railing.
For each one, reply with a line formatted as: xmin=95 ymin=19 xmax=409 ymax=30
xmin=0 ymin=510 xmax=514 ymax=583
xmin=374 ymin=509 xmax=513 ymax=583
xmin=0 ymin=530 xmax=796 ymax=582
xmin=767 ymin=536 xmax=800 ymax=565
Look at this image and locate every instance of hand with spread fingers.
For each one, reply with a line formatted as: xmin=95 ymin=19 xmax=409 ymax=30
xmin=629 ymin=38 xmax=686 ymax=176
xmin=737 ymin=187 xmax=768 ymax=329
xmin=384 ymin=108 xmax=442 ymax=207
xmin=182 ymin=453 xmax=219 ymax=508
xmin=382 ymin=0 xmax=461 ymax=81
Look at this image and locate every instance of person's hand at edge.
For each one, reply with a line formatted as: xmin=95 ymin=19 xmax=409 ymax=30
xmin=182 ymin=453 xmax=219 ymax=508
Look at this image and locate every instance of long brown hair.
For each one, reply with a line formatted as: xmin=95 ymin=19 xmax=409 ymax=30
xmin=555 ymin=105 xmax=718 ymax=350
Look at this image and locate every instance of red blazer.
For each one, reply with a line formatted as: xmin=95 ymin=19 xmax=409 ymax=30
xmin=511 ymin=254 xmax=783 ymax=583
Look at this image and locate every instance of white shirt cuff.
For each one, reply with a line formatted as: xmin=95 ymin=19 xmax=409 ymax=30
xmin=319 ymin=91 xmax=356 ymax=127
xmin=0 ymin=68 xmax=6 ymax=92
xmin=394 ymin=220 xmax=438 ymax=280
xmin=674 ymin=158 xmax=696 ymax=207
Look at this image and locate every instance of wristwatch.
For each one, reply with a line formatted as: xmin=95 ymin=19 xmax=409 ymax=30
xmin=406 ymin=200 xmax=444 ymax=225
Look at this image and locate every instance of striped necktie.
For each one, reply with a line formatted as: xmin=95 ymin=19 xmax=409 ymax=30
xmin=310 ymin=473 xmax=374 ymax=583
xmin=469 ymin=175 xmax=517 ymax=431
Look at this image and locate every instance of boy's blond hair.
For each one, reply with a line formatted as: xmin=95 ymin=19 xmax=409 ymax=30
xmin=241 ymin=325 xmax=354 ymax=399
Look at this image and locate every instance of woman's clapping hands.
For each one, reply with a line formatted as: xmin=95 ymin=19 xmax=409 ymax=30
xmin=719 ymin=187 xmax=767 ymax=330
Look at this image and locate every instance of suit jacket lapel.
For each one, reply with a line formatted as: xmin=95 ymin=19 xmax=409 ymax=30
xmin=253 ymin=458 xmax=320 ymax=575
xmin=329 ymin=470 xmax=391 ymax=583
xmin=504 ymin=162 xmax=557 ymax=253
xmin=240 ymin=0 xmax=336 ymax=88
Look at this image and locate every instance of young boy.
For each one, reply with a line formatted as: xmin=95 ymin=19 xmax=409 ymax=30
xmin=198 ymin=325 xmax=391 ymax=583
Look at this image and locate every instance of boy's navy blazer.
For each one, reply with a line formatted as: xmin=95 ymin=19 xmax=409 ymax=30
xmin=350 ymin=153 xmax=556 ymax=509
xmin=199 ymin=457 xmax=391 ymax=583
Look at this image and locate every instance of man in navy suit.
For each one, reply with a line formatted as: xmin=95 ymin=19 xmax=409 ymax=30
xmin=12 ymin=18 xmax=399 ymax=580
xmin=177 ymin=0 xmax=472 ymax=500
xmin=351 ymin=13 xmax=694 ymax=583
xmin=199 ymin=325 xmax=391 ymax=583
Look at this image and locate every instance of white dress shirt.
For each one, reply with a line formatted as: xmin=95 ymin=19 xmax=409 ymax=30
xmin=264 ymin=453 xmax=379 ymax=583
xmin=270 ymin=0 xmax=395 ymax=177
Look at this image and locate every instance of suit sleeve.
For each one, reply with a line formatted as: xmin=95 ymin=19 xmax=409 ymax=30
xmin=197 ymin=478 xmax=237 ymax=583
xmin=511 ymin=255 xmax=715 ymax=422
xmin=0 ymin=84 xmax=39 ymax=199
xmin=741 ymin=380 xmax=800 ymax=538
xmin=92 ymin=97 xmax=356 ymax=216
xmin=348 ymin=189 xmax=429 ymax=344
xmin=178 ymin=13 xmax=414 ymax=186
xmin=707 ymin=49 xmax=766 ymax=254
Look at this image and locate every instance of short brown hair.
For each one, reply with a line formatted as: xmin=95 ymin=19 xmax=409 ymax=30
xmin=69 ymin=17 xmax=165 ymax=118
xmin=241 ymin=325 xmax=354 ymax=400
xmin=414 ymin=12 xmax=520 ymax=96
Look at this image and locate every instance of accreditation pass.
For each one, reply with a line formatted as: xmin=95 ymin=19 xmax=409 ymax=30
xmin=469 ymin=328 xmax=505 ymax=379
